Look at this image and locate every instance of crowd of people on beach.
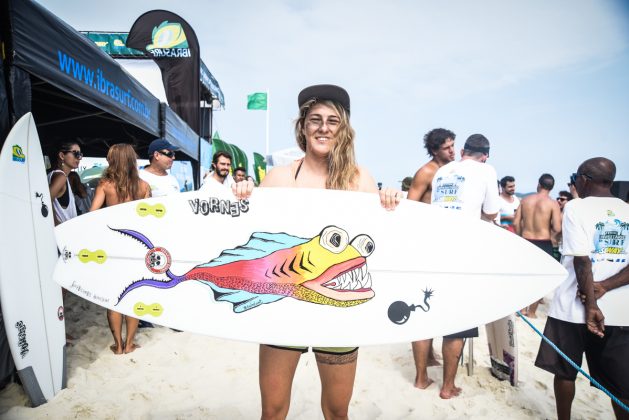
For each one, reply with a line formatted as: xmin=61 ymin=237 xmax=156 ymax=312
xmin=42 ymin=84 xmax=628 ymax=420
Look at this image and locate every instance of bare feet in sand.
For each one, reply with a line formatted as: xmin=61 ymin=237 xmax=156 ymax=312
xmin=124 ymin=343 xmax=141 ymax=354
xmin=110 ymin=344 xmax=124 ymax=355
xmin=414 ymin=377 xmax=434 ymax=389
xmin=439 ymin=386 xmax=462 ymax=399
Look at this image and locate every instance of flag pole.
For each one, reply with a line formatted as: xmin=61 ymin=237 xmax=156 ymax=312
xmin=265 ymin=89 xmax=270 ymax=157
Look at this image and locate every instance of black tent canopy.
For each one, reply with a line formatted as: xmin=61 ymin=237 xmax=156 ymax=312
xmin=1 ymin=0 xmax=202 ymax=169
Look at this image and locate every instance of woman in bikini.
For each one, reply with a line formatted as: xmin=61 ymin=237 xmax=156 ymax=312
xmin=90 ymin=143 xmax=151 ymax=354
xmin=234 ymin=84 xmax=401 ymax=420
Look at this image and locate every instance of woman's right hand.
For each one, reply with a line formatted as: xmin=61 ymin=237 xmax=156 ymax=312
xmin=232 ymin=178 xmax=255 ymax=200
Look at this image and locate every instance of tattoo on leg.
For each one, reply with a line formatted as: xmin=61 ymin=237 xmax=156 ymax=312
xmin=315 ymin=350 xmax=358 ymax=365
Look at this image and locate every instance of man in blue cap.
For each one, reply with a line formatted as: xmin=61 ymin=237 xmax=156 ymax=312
xmin=138 ymin=139 xmax=181 ymax=328
xmin=139 ymin=138 xmax=181 ymax=197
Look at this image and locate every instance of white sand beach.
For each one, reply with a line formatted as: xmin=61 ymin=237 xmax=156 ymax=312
xmin=0 ymin=292 xmax=616 ymax=419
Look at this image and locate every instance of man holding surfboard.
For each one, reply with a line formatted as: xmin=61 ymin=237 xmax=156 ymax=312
xmin=417 ymin=134 xmax=501 ymax=399
xmin=232 ymin=84 xmax=402 ymax=420
xmin=535 ymin=157 xmax=629 ymax=420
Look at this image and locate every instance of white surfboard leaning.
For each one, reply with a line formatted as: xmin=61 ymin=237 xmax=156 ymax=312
xmin=53 ymin=184 xmax=567 ymax=347
xmin=0 ymin=113 xmax=66 ymax=405
xmin=486 ymin=315 xmax=518 ymax=386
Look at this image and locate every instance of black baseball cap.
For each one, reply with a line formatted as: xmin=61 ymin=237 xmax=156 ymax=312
xmin=298 ymin=84 xmax=350 ymax=114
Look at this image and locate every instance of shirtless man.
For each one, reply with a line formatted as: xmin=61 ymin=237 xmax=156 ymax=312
xmin=408 ymin=128 xmax=456 ymax=382
xmin=407 ymin=128 xmax=456 ymax=204
xmin=514 ymin=173 xmax=562 ymax=317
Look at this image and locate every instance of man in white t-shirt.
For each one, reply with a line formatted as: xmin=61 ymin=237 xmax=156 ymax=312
xmin=535 ymin=157 xmax=628 ymax=420
xmin=137 ymin=139 xmax=180 ymax=328
xmin=497 ymin=175 xmax=520 ymax=232
xmin=415 ymin=134 xmax=500 ymax=399
xmin=139 ymin=139 xmax=181 ymax=197
xmin=200 ymin=151 xmax=233 ymax=190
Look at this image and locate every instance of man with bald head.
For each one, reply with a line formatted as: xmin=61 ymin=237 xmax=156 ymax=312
xmin=514 ymin=173 xmax=562 ymax=317
xmin=535 ymin=157 xmax=629 ymax=420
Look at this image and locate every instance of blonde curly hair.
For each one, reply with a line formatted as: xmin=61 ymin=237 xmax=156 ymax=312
xmin=294 ymin=99 xmax=359 ymax=191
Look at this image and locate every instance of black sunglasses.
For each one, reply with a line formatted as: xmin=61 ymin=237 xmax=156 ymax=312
xmin=570 ymin=172 xmax=592 ymax=185
xmin=63 ymin=150 xmax=83 ymax=159
xmin=158 ymin=150 xmax=176 ymax=158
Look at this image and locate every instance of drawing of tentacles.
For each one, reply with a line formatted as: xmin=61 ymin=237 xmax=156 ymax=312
xmin=111 ymin=226 xmax=375 ymax=313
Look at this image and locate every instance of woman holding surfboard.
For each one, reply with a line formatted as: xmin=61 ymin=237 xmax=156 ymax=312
xmin=234 ymin=84 xmax=401 ymax=420
xmin=90 ymin=143 xmax=151 ymax=355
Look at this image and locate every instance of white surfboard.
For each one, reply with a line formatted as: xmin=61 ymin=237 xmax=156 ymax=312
xmin=486 ymin=315 xmax=518 ymax=386
xmin=0 ymin=113 xmax=66 ymax=406
xmin=53 ymin=184 xmax=567 ymax=347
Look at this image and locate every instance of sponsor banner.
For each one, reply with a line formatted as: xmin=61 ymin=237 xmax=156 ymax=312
xmin=127 ymin=11 xmax=201 ymax=134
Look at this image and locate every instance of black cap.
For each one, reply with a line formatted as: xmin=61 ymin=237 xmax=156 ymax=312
xmin=298 ymin=84 xmax=350 ymax=114
xmin=148 ymin=139 xmax=179 ymax=156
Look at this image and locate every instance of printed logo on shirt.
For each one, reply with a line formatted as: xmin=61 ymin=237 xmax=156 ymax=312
xmin=433 ymin=174 xmax=465 ymax=210
xmin=592 ymin=210 xmax=628 ymax=263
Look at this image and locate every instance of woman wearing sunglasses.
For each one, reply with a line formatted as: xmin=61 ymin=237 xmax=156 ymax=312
xmin=48 ymin=142 xmax=83 ymax=225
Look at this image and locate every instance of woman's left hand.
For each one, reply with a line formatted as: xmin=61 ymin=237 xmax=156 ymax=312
xmin=379 ymin=187 xmax=403 ymax=211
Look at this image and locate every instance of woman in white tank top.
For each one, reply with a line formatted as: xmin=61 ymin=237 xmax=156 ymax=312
xmin=48 ymin=141 xmax=83 ymax=225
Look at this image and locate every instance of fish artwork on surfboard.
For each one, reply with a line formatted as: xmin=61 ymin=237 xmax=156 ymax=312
xmin=111 ymin=225 xmax=378 ymax=313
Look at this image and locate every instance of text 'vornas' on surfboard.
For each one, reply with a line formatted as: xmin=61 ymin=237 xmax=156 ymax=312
xmin=189 ymin=197 xmax=249 ymax=217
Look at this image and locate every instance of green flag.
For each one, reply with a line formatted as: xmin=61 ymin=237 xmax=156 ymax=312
xmin=253 ymin=152 xmax=267 ymax=185
xmin=247 ymin=92 xmax=267 ymax=110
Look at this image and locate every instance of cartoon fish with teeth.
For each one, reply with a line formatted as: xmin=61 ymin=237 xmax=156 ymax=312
xmin=113 ymin=226 xmax=375 ymax=312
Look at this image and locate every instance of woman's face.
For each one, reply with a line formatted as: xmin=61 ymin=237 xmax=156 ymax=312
xmin=60 ymin=144 xmax=82 ymax=170
xmin=302 ymin=103 xmax=341 ymax=157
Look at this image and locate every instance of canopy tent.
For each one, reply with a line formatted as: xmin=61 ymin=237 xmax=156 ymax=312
xmin=0 ymin=0 xmax=163 ymax=158
xmin=0 ymin=0 xmax=207 ymax=174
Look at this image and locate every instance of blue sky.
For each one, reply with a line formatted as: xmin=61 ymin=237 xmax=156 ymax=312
xmin=40 ymin=0 xmax=629 ymax=193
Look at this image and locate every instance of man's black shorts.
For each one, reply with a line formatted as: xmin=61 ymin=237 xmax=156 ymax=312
xmin=535 ymin=317 xmax=629 ymax=399
xmin=444 ymin=327 xmax=479 ymax=339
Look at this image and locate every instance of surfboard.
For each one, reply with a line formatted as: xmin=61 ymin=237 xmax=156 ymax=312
xmin=53 ymin=184 xmax=567 ymax=347
xmin=486 ymin=315 xmax=518 ymax=386
xmin=0 ymin=113 xmax=66 ymax=405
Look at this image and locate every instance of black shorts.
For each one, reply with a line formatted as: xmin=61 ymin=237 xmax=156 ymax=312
xmin=444 ymin=327 xmax=479 ymax=339
xmin=265 ymin=345 xmax=358 ymax=356
xmin=527 ymin=239 xmax=554 ymax=257
xmin=535 ymin=317 xmax=629 ymax=399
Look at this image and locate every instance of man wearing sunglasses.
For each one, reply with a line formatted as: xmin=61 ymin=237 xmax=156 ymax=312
xmin=536 ymin=157 xmax=629 ymax=420
xmin=556 ymin=191 xmax=574 ymax=212
xmin=139 ymin=139 xmax=181 ymax=198
xmin=137 ymin=139 xmax=181 ymax=329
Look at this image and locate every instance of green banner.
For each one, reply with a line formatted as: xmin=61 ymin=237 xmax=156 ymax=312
xmin=83 ymin=32 xmax=145 ymax=57
xmin=247 ymin=92 xmax=267 ymax=110
xmin=253 ymin=152 xmax=267 ymax=185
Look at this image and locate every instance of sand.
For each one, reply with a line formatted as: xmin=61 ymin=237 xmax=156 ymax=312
xmin=0 ymin=292 xmax=616 ymax=419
